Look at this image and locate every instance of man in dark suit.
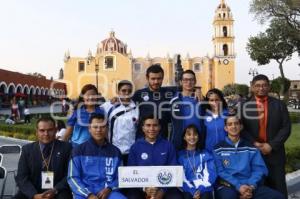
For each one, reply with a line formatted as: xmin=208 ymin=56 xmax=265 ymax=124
xmin=14 ymin=117 xmax=72 ymax=199
xmin=241 ymin=74 xmax=291 ymax=198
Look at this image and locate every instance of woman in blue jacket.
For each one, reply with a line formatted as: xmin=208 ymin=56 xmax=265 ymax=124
xmin=203 ymin=88 xmax=228 ymax=152
xmin=178 ymin=124 xmax=217 ymax=199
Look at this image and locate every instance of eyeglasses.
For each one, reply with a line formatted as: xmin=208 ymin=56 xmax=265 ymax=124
xmin=253 ymin=84 xmax=269 ymax=88
xmin=91 ymin=125 xmax=107 ymax=129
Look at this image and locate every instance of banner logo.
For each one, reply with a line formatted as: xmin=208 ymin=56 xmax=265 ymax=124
xmin=157 ymin=170 xmax=173 ymax=185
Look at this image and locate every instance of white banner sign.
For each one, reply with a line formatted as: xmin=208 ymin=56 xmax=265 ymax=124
xmin=118 ymin=166 xmax=183 ymax=188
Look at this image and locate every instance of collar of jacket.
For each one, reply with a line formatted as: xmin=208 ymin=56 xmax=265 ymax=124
xmin=88 ymin=138 xmax=109 ymax=148
xmin=140 ymin=135 xmax=163 ymax=145
xmin=225 ymin=136 xmax=243 ymax=147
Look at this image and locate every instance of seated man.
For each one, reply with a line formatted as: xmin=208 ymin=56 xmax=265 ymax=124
xmin=67 ymin=113 xmax=126 ymax=199
xmin=15 ymin=117 xmax=72 ymax=199
xmin=213 ymin=114 xmax=284 ymax=199
xmin=126 ymin=114 xmax=183 ymax=199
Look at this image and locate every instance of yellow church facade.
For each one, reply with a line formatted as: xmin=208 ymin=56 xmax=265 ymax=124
xmin=63 ymin=0 xmax=235 ymax=99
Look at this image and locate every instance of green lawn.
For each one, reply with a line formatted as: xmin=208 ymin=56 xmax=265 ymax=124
xmin=286 ymin=123 xmax=300 ymax=149
xmin=285 ymin=123 xmax=300 ymax=172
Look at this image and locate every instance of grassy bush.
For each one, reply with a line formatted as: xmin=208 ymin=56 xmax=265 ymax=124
xmin=289 ymin=112 xmax=300 ymax=123
xmin=27 ymin=134 xmax=37 ymax=141
xmin=285 ymin=123 xmax=300 ymax=173
xmin=13 ymin=133 xmax=28 ymax=140
xmin=286 ymin=146 xmax=300 ymax=173
xmin=0 ymin=124 xmax=35 ymax=135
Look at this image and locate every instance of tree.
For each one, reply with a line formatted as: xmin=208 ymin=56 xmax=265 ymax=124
xmin=222 ymin=84 xmax=249 ymax=97
xmin=247 ymin=19 xmax=297 ymax=96
xmin=271 ymin=77 xmax=291 ymax=97
xmin=250 ymin=0 xmax=300 ymax=32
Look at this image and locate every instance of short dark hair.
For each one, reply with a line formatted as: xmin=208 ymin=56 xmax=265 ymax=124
xmin=252 ymin=74 xmax=269 ymax=85
xmin=117 ymin=80 xmax=133 ymax=91
xmin=180 ymin=70 xmax=196 ymax=81
xmin=36 ymin=117 xmax=56 ymax=129
xmin=181 ymin=124 xmax=205 ymax=150
xmin=224 ymin=113 xmax=241 ymax=125
xmin=141 ymin=114 xmax=160 ymax=126
xmin=89 ymin=113 xmax=107 ymax=124
xmin=146 ymin=64 xmax=164 ymax=78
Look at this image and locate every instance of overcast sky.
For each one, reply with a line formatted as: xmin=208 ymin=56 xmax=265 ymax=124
xmin=0 ymin=0 xmax=299 ymax=85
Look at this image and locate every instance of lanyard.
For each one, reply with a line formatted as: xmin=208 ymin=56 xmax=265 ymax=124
xmin=186 ymin=150 xmax=197 ymax=175
xmin=39 ymin=142 xmax=55 ymax=171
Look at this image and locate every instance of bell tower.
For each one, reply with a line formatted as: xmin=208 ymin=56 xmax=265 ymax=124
xmin=213 ymin=0 xmax=235 ymax=57
xmin=212 ymin=0 xmax=235 ymax=89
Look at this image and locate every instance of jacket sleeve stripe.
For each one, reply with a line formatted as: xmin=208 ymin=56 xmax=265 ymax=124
xmin=68 ymin=158 xmax=89 ymax=197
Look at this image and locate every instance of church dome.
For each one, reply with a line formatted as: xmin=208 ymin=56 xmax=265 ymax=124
xmin=98 ymin=31 xmax=127 ymax=55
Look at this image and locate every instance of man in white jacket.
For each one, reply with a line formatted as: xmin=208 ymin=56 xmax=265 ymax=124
xmin=101 ymin=80 xmax=139 ymax=165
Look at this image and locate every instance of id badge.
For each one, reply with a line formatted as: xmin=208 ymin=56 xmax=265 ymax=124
xmin=41 ymin=171 xmax=54 ymax=189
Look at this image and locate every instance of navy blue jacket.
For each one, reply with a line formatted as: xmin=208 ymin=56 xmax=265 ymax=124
xmin=132 ymin=87 xmax=176 ymax=138
xmin=213 ymin=137 xmax=268 ymax=191
xmin=128 ymin=137 xmax=177 ymax=166
xmin=170 ymin=93 xmax=205 ymax=150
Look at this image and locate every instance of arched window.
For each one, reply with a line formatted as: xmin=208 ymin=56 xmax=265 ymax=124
xmin=223 ymin=13 xmax=226 ymax=18
xmin=134 ymin=63 xmax=141 ymax=72
xmin=223 ymin=44 xmax=228 ymax=56
xmin=78 ymin=61 xmax=85 ymax=72
xmin=105 ymin=56 xmax=114 ymax=69
xmin=193 ymin=63 xmax=201 ymax=72
xmin=223 ymin=26 xmax=228 ymax=37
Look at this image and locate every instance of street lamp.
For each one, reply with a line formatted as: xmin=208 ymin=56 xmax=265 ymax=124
xmin=248 ymin=68 xmax=258 ymax=77
xmin=95 ymin=58 xmax=99 ymax=91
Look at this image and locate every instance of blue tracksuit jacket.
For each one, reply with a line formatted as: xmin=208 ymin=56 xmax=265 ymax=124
xmin=67 ymin=106 xmax=105 ymax=145
xmin=204 ymin=109 xmax=228 ymax=152
xmin=127 ymin=137 xmax=177 ymax=166
xmin=170 ymin=93 xmax=205 ymax=150
xmin=67 ymin=138 xmax=122 ymax=198
xmin=178 ymin=149 xmax=217 ymax=196
xmin=213 ymin=137 xmax=268 ymax=191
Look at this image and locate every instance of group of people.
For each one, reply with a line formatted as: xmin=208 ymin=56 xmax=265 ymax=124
xmin=14 ymin=64 xmax=291 ymax=199
xmin=5 ymin=96 xmax=31 ymax=124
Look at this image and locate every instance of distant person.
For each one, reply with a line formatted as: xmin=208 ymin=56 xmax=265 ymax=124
xmin=14 ymin=117 xmax=72 ymax=199
xmin=126 ymin=114 xmax=183 ymax=199
xmin=213 ymin=114 xmax=284 ymax=199
xmin=11 ymin=97 xmax=19 ymax=121
xmin=62 ymin=84 xmax=105 ymax=147
xmin=68 ymin=113 xmax=126 ymax=199
xmin=24 ymin=105 xmax=31 ymax=124
xmin=101 ymin=80 xmax=139 ymax=165
xmin=241 ymin=74 xmax=291 ymax=198
xmin=61 ymin=98 xmax=68 ymax=116
xmin=56 ymin=120 xmax=66 ymax=140
xmin=5 ymin=115 xmax=15 ymax=125
xmin=132 ymin=64 xmax=176 ymax=139
xmin=170 ymin=70 xmax=205 ymax=150
xmin=203 ymin=88 xmax=228 ymax=152
xmin=178 ymin=124 xmax=216 ymax=199
xmin=18 ymin=97 xmax=25 ymax=120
